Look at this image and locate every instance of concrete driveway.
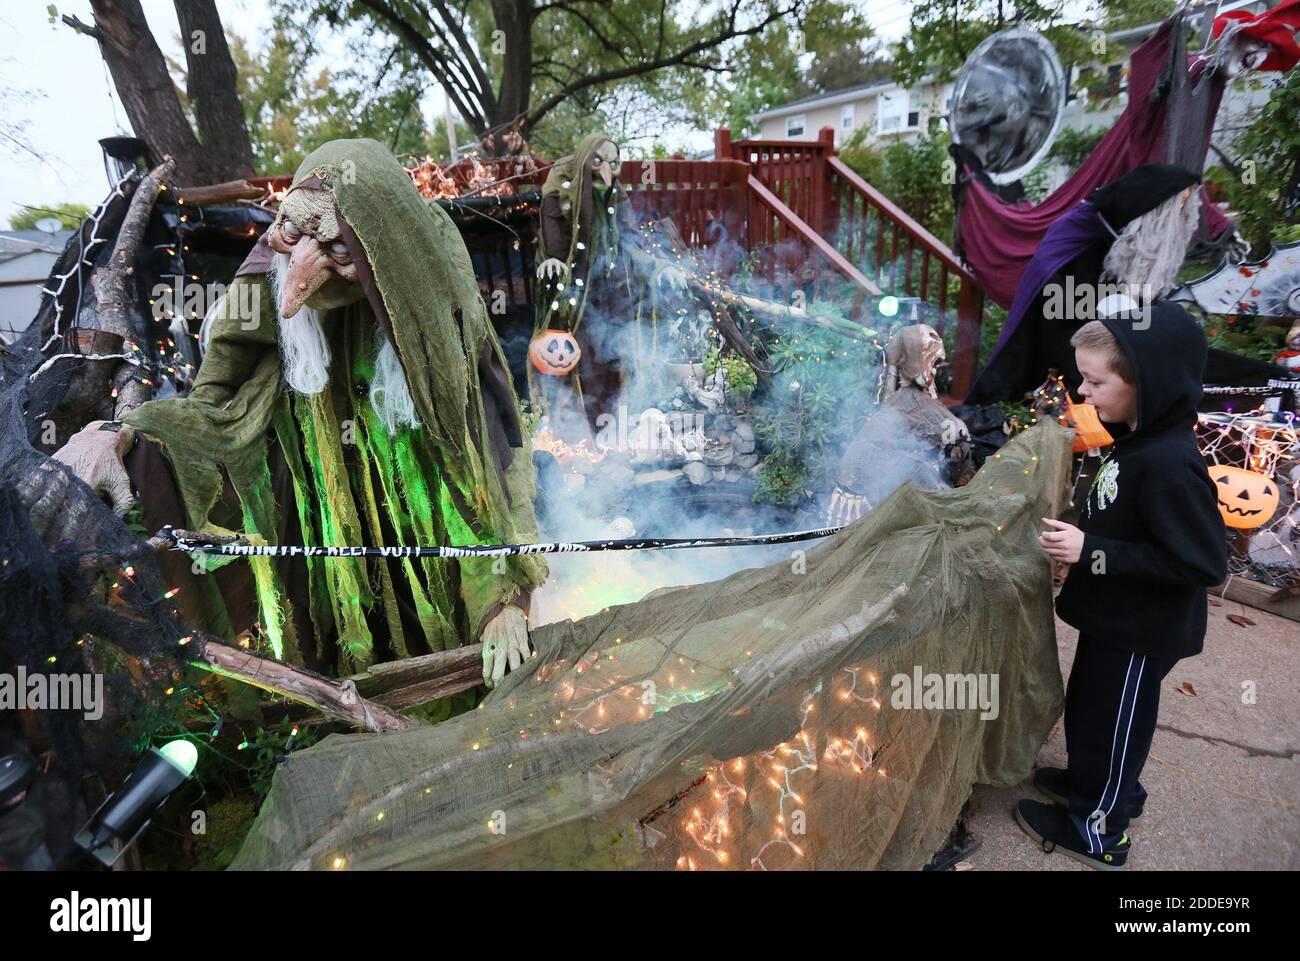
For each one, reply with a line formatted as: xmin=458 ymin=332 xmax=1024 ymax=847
xmin=966 ymin=593 xmax=1300 ymax=870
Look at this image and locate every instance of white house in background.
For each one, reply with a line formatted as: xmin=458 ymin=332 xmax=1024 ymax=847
xmin=752 ymin=75 xmax=952 ymax=146
xmin=749 ymin=0 xmax=1274 ymax=165
xmin=0 ymin=229 xmax=70 ymax=344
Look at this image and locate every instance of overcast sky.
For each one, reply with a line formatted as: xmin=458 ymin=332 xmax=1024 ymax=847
xmin=1 ymin=0 xmax=1062 ymax=224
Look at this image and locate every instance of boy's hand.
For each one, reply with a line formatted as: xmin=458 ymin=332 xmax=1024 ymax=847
xmin=1039 ymin=517 xmax=1083 ymax=564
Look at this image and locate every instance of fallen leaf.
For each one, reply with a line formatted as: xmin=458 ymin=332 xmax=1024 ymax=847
xmin=1177 ymin=681 xmax=1198 ymax=697
xmin=1207 ymin=596 xmax=1222 ymax=607
xmin=1228 ymin=613 xmax=1256 ymax=627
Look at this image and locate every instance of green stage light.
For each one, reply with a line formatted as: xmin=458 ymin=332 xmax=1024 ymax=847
xmin=159 ymin=739 xmax=198 ymax=777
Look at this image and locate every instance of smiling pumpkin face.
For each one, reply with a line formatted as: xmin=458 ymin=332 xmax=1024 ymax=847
xmin=1208 ymin=465 xmax=1279 ymax=530
xmin=529 ymin=329 xmax=581 ymax=376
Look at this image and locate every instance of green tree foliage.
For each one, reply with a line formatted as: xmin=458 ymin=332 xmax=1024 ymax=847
xmin=274 ymin=0 xmax=875 ymax=156
xmin=691 ymin=1 xmax=881 ymax=139
xmin=839 ymin=127 xmax=955 ymax=238
xmin=229 ymin=21 xmax=457 ymax=175
xmin=1093 ymin=0 xmax=1176 ymax=32
xmin=752 ymin=313 xmax=878 ymax=506
xmin=1205 ymin=69 xmax=1300 ymax=252
xmin=890 ymin=0 xmax=1090 ymax=88
xmin=8 ymin=202 xmax=91 ymax=231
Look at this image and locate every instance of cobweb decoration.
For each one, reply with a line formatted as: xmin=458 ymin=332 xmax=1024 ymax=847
xmin=1197 ymin=410 xmax=1300 ymax=588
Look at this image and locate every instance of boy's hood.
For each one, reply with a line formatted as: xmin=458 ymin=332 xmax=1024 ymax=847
xmin=1100 ymin=302 xmax=1206 ymax=440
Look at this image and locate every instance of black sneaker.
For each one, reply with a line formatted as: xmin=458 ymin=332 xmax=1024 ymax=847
xmin=1032 ymin=767 xmax=1144 ymax=819
xmin=1014 ymin=799 xmax=1130 ymax=871
xmin=1033 ymin=767 xmax=1069 ymax=805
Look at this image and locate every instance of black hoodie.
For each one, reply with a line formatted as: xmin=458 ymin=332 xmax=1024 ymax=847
xmin=1055 ymin=302 xmax=1228 ymax=660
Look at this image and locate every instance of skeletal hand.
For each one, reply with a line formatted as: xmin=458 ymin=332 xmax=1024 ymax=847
xmin=51 ymin=421 xmax=135 ymax=515
xmin=536 ymin=258 xmax=569 ymax=282
xmin=481 ymin=604 xmax=531 ymax=689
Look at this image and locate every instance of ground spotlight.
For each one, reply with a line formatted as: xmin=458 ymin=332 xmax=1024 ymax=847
xmin=75 ymin=740 xmax=197 ymax=867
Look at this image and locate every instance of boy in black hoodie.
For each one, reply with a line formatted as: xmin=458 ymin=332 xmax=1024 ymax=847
xmin=1014 ymin=302 xmax=1228 ymax=870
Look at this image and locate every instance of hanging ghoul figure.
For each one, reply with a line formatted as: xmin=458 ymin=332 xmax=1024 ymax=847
xmin=531 ymin=134 xmax=688 ymax=437
xmin=57 ymin=140 xmax=548 ymax=686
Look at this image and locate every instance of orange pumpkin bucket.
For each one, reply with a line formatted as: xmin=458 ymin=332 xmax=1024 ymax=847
xmin=529 ymin=329 xmax=581 ymax=376
xmin=1065 ymin=396 xmax=1114 ymax=453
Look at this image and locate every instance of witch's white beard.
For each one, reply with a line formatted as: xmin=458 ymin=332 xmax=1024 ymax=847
xmin=369 ymin=330 xmax=421 ymax=435
xmin=1102 ymin=190 xmax=1202 ymax=298
xmin=269 ymin=251 xmax=420 ymax=435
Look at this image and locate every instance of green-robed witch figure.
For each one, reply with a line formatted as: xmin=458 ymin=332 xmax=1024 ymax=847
xmin=109 ymin=139 xmax=547 ymax=687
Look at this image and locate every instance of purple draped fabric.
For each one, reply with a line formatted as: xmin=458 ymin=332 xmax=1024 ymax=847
xmin=985 ymin=201 xmax=1108 ymax=361
xmin=956 ymin=19 xmax=1231 ymax=309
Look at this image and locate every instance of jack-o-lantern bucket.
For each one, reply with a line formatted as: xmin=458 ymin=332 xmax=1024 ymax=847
xmin=529 ymin=329 xmax=581 ymax=376
xmin=1065 ymin=396 xmax=1114 ymax=453
xmin=1208 ymin=465 xmax=1279 ymax=530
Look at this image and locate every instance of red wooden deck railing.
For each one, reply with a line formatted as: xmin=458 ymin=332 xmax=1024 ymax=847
xmin=619 ymin=158 xmax=750 ymax=270
xmin=717 ymin=126 xmax=986 ymax=399
xmin=251 ymin=130 xmax=987 ymax=399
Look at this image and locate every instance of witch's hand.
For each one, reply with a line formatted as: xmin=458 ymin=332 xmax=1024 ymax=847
xmin=481 ymin=605 xmax=532 ymax=689
xmin=536 ymin=258 xmax=569 ymax=282
xmin=51 ymin=421 xmax=135 ymax=516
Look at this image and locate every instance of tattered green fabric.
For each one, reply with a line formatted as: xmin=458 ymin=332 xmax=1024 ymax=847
xmin=231 ymin=422 xmax=1073 ymax=870
xmin=536 ymin=133 xmax=625 ymax=334
xmin=127 ymin=138 xmax=547 ymax=673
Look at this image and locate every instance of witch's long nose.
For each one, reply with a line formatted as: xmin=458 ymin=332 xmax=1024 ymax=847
xmin=280 ymin=236 xmax=333 ymax=318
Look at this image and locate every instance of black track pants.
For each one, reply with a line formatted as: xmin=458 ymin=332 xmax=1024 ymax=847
xmin=1064 ymin=634 xmax=1180 ymax=852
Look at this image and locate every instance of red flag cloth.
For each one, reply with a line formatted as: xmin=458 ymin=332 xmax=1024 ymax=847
xmin=954 ymin=19 xmax=1231 ymax=309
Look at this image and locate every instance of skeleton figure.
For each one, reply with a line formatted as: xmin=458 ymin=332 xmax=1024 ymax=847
xmin=58 ymin=139 xmax=547 ymax=688
xmin=827 ymin=325 xmax=972 ymax=525
xmin=1276 ymin=321 xmax=1300 ymax=374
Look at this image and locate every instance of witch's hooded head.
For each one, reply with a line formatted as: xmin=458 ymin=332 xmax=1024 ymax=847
xmin=261 ymin=140 xmax=515 ymax=466
xmin=1089 ymin=164 xmax=1203 ymax=296
xmin=1086 ymin=163 xmax=1201 ymax=236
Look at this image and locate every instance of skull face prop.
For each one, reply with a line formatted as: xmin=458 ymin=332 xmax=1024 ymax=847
xmin=529 ymin=329 xmax=582 ymax=376
xmin=591 ymin=140 xmax=622 ymax=191
xmin=883 ymin=324 xmax=946 ymax=399
xmin=268 ymin=186 xmax=367 ymax=318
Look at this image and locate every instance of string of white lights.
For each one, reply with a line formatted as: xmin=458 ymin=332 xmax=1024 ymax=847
xmin=39 ymin=172 xmax=135 ymax=352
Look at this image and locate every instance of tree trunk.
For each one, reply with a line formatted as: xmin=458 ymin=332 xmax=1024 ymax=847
xmin=172 ymin=0 xmax=255 ymax=179
xmin=485 ymin=0 xmax=533 ymax=154
xmin=73 ymin=0 xmax=249 ymax=185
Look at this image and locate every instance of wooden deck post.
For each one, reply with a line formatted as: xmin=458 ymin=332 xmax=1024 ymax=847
xmin=714 ymin=127 xmax=733 ymax=161
xmin=951 ymin=281 xmax=985 ymax=400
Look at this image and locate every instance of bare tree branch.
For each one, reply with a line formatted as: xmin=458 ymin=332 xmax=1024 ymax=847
xmin=355 ymin=0 xmax=490 ymax=129
xmin=524 ymin=0 xmax=800 ymax=132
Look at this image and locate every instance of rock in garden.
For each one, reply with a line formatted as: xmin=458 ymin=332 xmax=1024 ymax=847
xmin=683 ymin=461 xmax=711 ymax=485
